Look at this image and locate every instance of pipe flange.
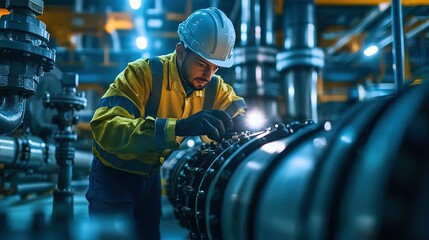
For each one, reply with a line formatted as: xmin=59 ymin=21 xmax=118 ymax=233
xmin=43 ymin=73 xmax=87 ymax=111
xmin=233 ymin=46 xmax=278 ymax=65
xmin=0 ymin=0 xmax=55 ymax=96
xmin=276 ymin=47 xmax=325 ymax=71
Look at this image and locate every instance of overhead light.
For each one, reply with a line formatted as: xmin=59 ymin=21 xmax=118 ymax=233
xmin=129 ymin=0 xmax=142 ymax=10
xmin=364 ymin=45 xmax=379 ymax=57
xmin=147 ymin=19 xmax=163 ymax=28
xmin=240 ymin=23 xmax=248 ymax=42
xmin=136 ymin=36 xmax=148 ymax=50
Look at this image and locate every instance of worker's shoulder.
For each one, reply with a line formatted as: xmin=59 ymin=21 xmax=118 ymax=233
xmin=128 ymin=52 xmax=174 ymax=68
xmin=127 ymin=55 xmax=167 ymax=72
xmin=157 ymin=52 xmax=175 ymax=62
xmin=126 ymin=58 xmax=150 ymax=72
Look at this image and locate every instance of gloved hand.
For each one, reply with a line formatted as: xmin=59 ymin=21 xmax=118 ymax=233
xmin=232 ymin=114 xmax=248 ymax=133
xmin=176 ymin=110 xmax=233 ymax=141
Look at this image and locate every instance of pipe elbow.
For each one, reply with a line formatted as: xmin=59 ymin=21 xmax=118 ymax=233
xmin=0 ymin=94 xmax=26 ymax=135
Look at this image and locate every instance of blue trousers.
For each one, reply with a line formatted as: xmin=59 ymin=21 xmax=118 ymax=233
xmin=86 ymin=157 xmax=161 ymax=240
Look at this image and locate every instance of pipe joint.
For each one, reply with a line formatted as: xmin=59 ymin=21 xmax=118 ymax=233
xmin=0 ymin=0 xmax=55 ymax=135
xmin=276 ymin=47 xmax=324 ymax=72
xmin=233 ymin=46 xmax=278 ymax=65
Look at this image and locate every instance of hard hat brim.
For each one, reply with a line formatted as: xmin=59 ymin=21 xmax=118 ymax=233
xmin=200 ymin=53 xmax=234 ymax=68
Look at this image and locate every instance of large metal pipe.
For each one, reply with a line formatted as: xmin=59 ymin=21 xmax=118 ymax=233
xmin=0 ymin=96 xmax=26 ymax=135
xmin=0 ymin=135 xmax=92 ymax=172
xmin=276 ymin=0 xmax=324 ymax=122
xmin=166 ymin=80 xmax=429 ymax=240
xmin=0 ymin=135 xmax=46 ymax=169
xmin=0 ymin=0 xmax=55 ymax=135
xmin=0 ymin=133 xmax=91 ymax=198
xmin=233 ymin=0 xmax=280 ymax=123
xmin=14 ymin=180 xmax=89 ymax=196
xmin=391 ymin=0 xmax=405 ymax=92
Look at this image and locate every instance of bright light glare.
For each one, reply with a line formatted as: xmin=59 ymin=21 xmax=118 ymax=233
xmin=129 ymin=0 xmax=141 ymax=10
xmin=136 ymin=36 xmax=148 ymax=50
xmin=313 ymin=137 xmax=327 ymax=148
xmin=364 ymin=45 xmax=379 ymax=56
xmin=186 ymin=139 xmax=195 ymax=148
xmin=261 ymin=141 xmax=286 ymax=154
xmin=245 ymin=110 xmax=266 ymax=130
xmin=323 ymin=121 xmax=332 ymax=131
xmin=246 ymin=161 xmax=262 ymax=170
xmin=340 ymin=135 xmax=352 ymax=144
xmin=147 ymin=19 xmax=163 ymax=28
xmin=240 ymin=23 xmax=248 ymax=42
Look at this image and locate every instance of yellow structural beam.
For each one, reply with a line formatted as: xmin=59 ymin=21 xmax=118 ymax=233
xmin=315 ymin=0 xmax=429 ymax=5
xmin=34 ymin=6 xmax=134 ymax=48
xmin=104 ymin=12 xmax=134 ymax=33
xmin=0 ymin=9 xmax=9 ymax=15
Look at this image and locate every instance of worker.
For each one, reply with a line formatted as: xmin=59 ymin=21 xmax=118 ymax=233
xmin=85 ymin=7 xmax=246 ymax=240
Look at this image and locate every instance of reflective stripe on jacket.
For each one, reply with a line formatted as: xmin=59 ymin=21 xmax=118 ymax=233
xmin=90 ymin=51 xmax=246 ymax=175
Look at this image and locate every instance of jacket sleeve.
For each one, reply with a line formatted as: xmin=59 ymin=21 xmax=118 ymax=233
xmin=213 ymin=76 xmax=247 ymax=117
xmin=90 ymin=59 xmax=179 ymax=157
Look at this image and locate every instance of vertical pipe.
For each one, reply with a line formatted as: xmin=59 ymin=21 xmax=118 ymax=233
xmin=276 ymin=0 xmax=324 ymax=122
xmin=391 ymin=0 xmax=405 ymax=93
xmin=44 ymin=73 xmax=86 ymax=222
xmin=73 ymin=0 xmax=83 ymax=50
xmin=234 ymin=0 xmax=281 ymax=124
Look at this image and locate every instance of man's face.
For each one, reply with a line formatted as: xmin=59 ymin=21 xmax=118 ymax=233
xmin=178 ymin=47 xmax=219 ymax=90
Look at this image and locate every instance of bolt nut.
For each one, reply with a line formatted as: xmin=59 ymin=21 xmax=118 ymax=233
xmin=6 ymin=0 xmax=44 ymax=15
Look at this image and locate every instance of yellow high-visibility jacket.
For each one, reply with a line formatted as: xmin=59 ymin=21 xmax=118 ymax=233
xmin=90 ymin=51 xmax=247 ymax=176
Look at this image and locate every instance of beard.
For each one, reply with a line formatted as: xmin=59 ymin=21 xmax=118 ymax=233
xmin=193 ymin=78 xmax=209 ymax=90
xmin=179 ymin=64 xmax=208 ymax=90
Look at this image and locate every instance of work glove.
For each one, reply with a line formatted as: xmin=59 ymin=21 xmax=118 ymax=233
xmin=176 ymin=110 xmax=234 ymax=141
xmin=232 ymin=114 xmax=247 ymax=133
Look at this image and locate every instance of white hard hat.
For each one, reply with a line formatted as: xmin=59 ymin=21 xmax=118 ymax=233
xmin=178 ymin=7 xmax=236 ymax=68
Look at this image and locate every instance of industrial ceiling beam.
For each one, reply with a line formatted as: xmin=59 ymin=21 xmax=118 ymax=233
xmin=325 ymin=5 xmax=389 ymax=55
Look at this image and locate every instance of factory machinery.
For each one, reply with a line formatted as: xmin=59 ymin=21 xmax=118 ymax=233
xmin=165 ymin=78 xmax=429 ymax=240
xmin=0 ymin=1 xmax=91 ymax=238
xmin=0 ymin=0 xmax=85 ymax=196
xmin=2 ymin=75 xmax=428 ymax=240
xmin=1 ymin=0 xmax=429 ymax=240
